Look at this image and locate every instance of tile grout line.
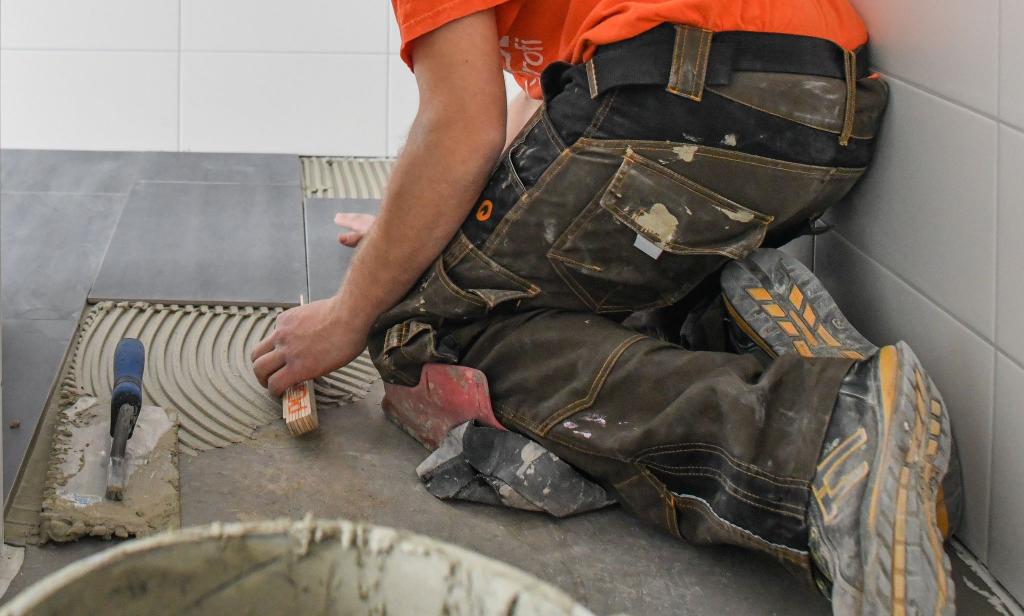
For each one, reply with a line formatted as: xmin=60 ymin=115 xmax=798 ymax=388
xmin=0 ymin=190 xmax=128 ymax=196
xmin=877 ymin=72 xmax=1021 ymax=132
xmin=953 ymin=540 xmax=1024 ymax=614
xmin=133 ymin=180 xmax=301 ymax=186
xmin=1001 ymin=347 xmax=1024 ymax=373
xmin=832 ymin=230 xmax=998 ymax=349
xmin=987 ymin=12 xmax=1001 ymax=554
xmin=301 ymin=194 xmax=311 ymax=302
xmin=83 ymin=186 xmax=133 ymax=305
xmin=176 ymin=0 xmax=182 ymax=152
xmin=384 ymin=0 xmax=391 ymax=157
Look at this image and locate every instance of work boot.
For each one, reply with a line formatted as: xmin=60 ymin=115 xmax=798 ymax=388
xmin=721 ymin=247 xmax=876 ymax=361
xmin=809 ymin=343 xmax=954 ymax=615
xmin=722 ymin=248 xmax=963 ymax=542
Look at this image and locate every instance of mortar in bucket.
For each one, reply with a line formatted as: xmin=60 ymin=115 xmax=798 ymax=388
xmin=0 ymin=517 xmax=596 ymax=615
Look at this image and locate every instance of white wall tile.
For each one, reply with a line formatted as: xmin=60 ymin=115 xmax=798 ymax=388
xmin=1001 ymin=0 xmax=1024 ymax=129
xmin=990 ymin=353 xmax=1024 ymax=600
xmin=851 ymin=0 xmax=999 ymax=114
xmin=780 ymin=236 xmax=814 ymax=269
xmin=0 ymin=51 xmax=178 ymax=151
xmin=0 ymin=0 xmax=178 ymax=51
xmin=832 ymin=78 xmax=998 ymax=338
xmin=181 ymin=0 xmax=387 ymax=53
xmin=388 ymin=2 xmax=402 ymax=55
xmin=816 ymin=232 xmax=995 ymax=558
xmin=998 ymin=126 xmax=1024 ymax=364
xmin=387 ymin=55 xmax=418 ymax=157
xmin=180 ymin=52 xmax=386 ymax=155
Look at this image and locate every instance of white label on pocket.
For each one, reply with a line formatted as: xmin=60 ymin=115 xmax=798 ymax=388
xmin=634 ymin=233 xmax=663 ymax=259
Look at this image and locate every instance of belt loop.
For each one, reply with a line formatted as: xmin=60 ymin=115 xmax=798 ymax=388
xmin=839 ymin=49 xmax=857 ymax=146
xmin=666 ymin=25 xmax=713 ymax=101
xmin=585 ymin=59 xmax=600 ymax=99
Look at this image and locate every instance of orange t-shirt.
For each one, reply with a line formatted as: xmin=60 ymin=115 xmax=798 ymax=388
xmin=394 ymin=0 xmax=868 ymax=98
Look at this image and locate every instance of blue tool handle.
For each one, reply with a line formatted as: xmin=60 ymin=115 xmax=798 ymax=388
xmin=110 ymin=338 xmax=145 ymax=438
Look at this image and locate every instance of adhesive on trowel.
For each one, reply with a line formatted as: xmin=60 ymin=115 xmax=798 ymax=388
xmin=39 ymin=337 xmax=181 ymax=542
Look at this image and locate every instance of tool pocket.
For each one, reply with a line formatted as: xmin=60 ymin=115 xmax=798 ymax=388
xmin=548 ymin=147 xmax=772 ymax=314
xmin=443 ymin=232 xmax=540 ymax=312
xmin=373 ymin=233 xmax=540 ymax=385
xmin=389 ymin=233 xmax=539 ymax=323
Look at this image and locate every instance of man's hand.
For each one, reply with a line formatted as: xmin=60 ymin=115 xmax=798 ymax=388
xmin=251 ymin=9 xmax=505 ymax=396
xmin=250 ymin=298 xmax=367 ymax=397
xmin=335 ymin=212 xmax=375 ymax=247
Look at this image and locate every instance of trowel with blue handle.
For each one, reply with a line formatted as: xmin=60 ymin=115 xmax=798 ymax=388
xmin=105 ymin=338 xmax=145 ymax=501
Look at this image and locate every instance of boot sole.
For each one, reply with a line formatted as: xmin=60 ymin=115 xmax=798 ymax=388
xmin=722 ymin=249 xmax=878 ymax=360
xmin=858 ymin=342 xmax=954 ymax=615
xmin=724 ymin=248 xmax=964 ymax=543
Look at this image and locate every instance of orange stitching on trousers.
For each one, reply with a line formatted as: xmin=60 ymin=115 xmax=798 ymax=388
xmin=639 ymin=442 xmax=810 ymax=487
xmin=538 ymin=334 xmax=646 ymax=435
xmin=674 ymin=498 xmax=809 ymax=566
xmin=650 ymin=468 xmax=806 ymax=517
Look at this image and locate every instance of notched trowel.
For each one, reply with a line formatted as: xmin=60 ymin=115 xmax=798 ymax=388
xmin=40 ymin=336 xmax=180 ymax=542
xmin=105 ymin=338 xmax=145 ymax=501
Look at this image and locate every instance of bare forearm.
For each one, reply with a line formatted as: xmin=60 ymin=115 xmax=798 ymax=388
xmin=251 ymin=9 xmax=507 ymax=394
xmin=333 ymin=113 xmax=504 ymax=334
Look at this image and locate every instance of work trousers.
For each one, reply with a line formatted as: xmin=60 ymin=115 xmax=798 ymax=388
xmin=369 ymin=24 xmax=889 ymax=577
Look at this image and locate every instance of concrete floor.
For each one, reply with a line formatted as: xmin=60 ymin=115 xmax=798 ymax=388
xmin=0 ymin=150 xmax=1015 ymax=614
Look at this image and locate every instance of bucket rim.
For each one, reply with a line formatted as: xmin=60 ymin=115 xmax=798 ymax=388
xmin=1 ymin=516 xmax=595 ymax=615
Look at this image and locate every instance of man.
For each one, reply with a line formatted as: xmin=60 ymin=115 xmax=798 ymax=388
xmin=252 ymin=2 xmax=961 ymax=614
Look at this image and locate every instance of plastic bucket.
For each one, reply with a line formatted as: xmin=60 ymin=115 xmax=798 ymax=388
xmin=1 ymin=517 xmax=595 ymax=615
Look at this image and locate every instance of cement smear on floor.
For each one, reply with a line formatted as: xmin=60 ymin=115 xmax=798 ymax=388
xmin=4 ymin=301 xmax=379 ymax=544
xmin=301 ymin=157 xmax=393 ymax=199
xmin=39 ymin=397 xmax=179 ymax=542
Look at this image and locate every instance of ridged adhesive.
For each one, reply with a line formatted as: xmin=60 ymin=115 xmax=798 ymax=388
xmin=301 ymin=157 xmax=394 ymax=199
xmin=68 ymin=301 xmax=378 ymax=455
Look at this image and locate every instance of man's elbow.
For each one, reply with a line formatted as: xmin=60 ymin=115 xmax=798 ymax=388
xmin=417 ymin=104 xmax=506 ymax=161
xmin=472 ymin=119 xmax=507 ymax=162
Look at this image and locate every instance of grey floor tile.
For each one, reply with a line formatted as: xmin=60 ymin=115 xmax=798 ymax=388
xmin=177 ymin=385 xmax=831 ymax=616
xmin=136 ymin=152 xmax=300 ymax=185
xmin=0 ymin=150 xmax=142 ymax=194
xmin=305 ymin=198 xmax=380 ymax=301
xmin=1 ymin=318 xmax=77 ymax=498
xmin=1 ymin=192 xmax=125 ymax=320
xmin=90 ymin=181 xmax=306 ymax=305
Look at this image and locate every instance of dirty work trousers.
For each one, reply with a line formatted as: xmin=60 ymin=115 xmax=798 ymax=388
xmin=369 ymin=24 xmax=889 ymax=576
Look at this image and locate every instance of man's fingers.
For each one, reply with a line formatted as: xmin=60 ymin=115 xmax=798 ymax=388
xmin=252 ymin=349 xmax=286 ymax=388
xmin=337 ymin=231 xmax=363 ymax=247
xmin=334 ymin=212 xmax=375 ymax=233
xmin=250 ymin=332 xmax=277 ymax=363
xmin=267 ymin=368 xmax=300 ymax=398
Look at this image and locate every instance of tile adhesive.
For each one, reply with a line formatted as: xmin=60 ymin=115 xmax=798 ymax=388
xmin=301 ymin=157 xmax=393 ymax=199
xmin=71 ymin=301 xmax=375 ymax=454
xmin=6 ymin=301 xmax=379 ymax=544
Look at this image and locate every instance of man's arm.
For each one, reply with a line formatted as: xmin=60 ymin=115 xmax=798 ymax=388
xmin=334 ymin=86 xmax=541 ymax=247
xmin=252 ymin=10 xmax=506 ymax=395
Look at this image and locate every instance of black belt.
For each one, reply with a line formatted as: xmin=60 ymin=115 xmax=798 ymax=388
xmin=586 ymin=23 xmax=870 ymax=99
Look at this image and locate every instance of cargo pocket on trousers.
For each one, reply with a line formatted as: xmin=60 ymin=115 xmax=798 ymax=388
xmin=547 ymin=147 xmax=773 ymax=314
xmin=443 ymin=232 xmax=540 ymax=312
xmin=374 ymin=233 xmax=540 ymax=384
